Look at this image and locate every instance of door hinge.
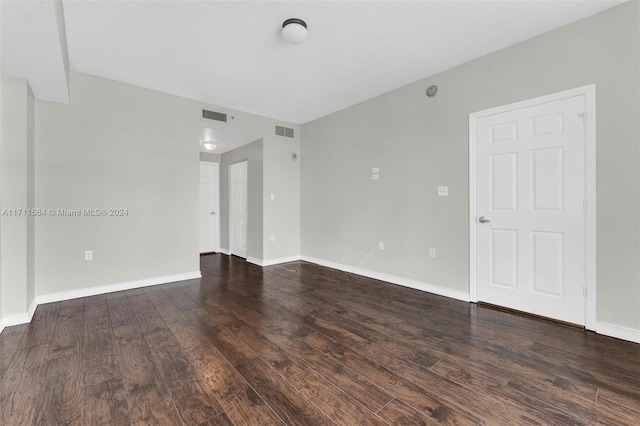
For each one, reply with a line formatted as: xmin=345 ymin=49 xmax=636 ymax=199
xmin=579 ymin=112 xmax=587 ymax=126
xmin=583 ymin=286 xmax=588 ymax=297
xmin=583 ymin=200 xmax=587 ymax=212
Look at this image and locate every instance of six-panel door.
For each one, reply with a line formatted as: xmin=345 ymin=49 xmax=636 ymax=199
xmin=475 ymin=95 xmax=586 ymax=325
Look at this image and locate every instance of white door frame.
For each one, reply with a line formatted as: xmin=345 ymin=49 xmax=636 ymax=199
xmin=469 ymin=85 xmax=596 ymax=330
xmin=200 ymin=161 xmax=220 ymax=253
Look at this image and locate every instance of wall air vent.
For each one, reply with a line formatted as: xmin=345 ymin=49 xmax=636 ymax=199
xmin=275 ymin=125 xmax=294 ymax=138
xmin=202 ymin=109 xmax=228 ymax=122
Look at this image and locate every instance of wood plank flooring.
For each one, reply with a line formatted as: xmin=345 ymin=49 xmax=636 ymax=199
xmin=0 ymin=254 xmax=638 ymax=425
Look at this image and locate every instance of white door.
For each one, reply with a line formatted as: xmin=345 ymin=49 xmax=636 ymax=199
xmin=229 ymin=161 xmax=248 ymax=258
xmin=474 ymin=95 xmax=587 ymax=325
xmin=200 ymin=162 xmax=219 ymax=253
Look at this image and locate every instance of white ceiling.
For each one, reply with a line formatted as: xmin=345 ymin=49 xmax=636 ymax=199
xmin=1 ymin=0 xmax=70 ymax=103
xmin=199 ymin=127 xmax=261 ymax=154
xmin=3 ymin=1 xmax=625 ymax=125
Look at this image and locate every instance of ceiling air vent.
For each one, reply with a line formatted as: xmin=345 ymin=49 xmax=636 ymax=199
xmin=202 ymin=109 xmax=228 ymax=122
xmin=275 ymin=125 xmax=294 ymax=138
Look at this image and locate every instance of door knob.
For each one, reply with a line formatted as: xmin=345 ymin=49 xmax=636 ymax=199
xmin=478 ymin=216 xmax=491 ymax=223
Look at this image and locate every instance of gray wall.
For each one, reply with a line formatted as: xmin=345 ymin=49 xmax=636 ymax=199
xmin=301 ymin=2 xmax=639 ymax=330
xmin=23 ymin=71 xmax=299 ymax=309
xmin=220 ymin=139 xmax=264 ymax=260
xmin=263 ymin=136 xmax=301 ymax=261
xmin=199 ymin=152 xmax=220 ymax=163
xmin=35 ymin=72 xmax=201 ymax=296
xmin=0 ymin=76 xmax=35 ymax=319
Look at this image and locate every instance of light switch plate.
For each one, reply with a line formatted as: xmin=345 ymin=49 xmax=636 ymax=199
xmin=437 ymin=186 xmax=449 ymax=196
xmin=372 ymin=167 xmax=379 ymax=173
xmin=372 ymin=174 xmax=379 ymax=180
xmin=85 ymin=250 xmax=93 ymax=261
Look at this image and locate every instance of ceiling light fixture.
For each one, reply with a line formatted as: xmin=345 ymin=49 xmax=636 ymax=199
xmin=281 ymin=18 xmax=308 ymax=44
xmin=203 ymin=143 xmax=217 ymax=151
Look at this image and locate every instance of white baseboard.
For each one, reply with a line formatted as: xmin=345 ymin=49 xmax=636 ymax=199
xmin=261 ymin=255 xmax=302 ymax=267
xmin=218 ymin=248 xmax=230 ymax=255
xmin=246 ymin=256 xmax=262 ymax=266
xmin=230 ymin=254 xmax=301 ymax=267
xmin=300 ymin=255 xmax=470 ymax=302
xmin=596 ymin=322 xmax=640 ymax=344
xmin=2 ymin=312 xmax=30 ymax=328
xmin=2 ymin=296 xmax=40 ymax=328
xmin=27 ymin=298 xmax=38 ymax=321
xmin=36 ymin=271 xmax=202 ymax=306
xmin=0 ymin=271 xmax=202 ymax=328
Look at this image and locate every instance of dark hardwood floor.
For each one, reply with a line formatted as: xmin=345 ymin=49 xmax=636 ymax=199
xmin=0 ymin=254 xmax=638 ymax=425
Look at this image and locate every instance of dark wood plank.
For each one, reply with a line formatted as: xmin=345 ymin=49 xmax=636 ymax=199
xmin=288 ymin=368 xmax=388 ymax=425
xmin=0 ymin=332 xmax=24 ymax=382
xmin=114 ymin=337 xmax=167 ymax=405
xmin=0 ymin=344 xmax=50 ymax=425
xmin=49 ymin=306 xmax=84 ymax=360
xmin=200 ymin=412 xmax=234 ymax=426
xmin=183 ymin=345 xmax=283 ymax=425
xmin=155 ymin=300 xmax=189 ymax=324
xmin=197 ymin=308 xmax=308 ymax=378
xmin=84 ymin=351 xmax=119 ymax=387
xmin=170 ymin=379 xmax=224 ymax=426
xmin=83 ymin=379 xmax=130 ymax=425
xmin=32 ymin=353 xmax=84 ymax=425
xmin=18 ymin=303 xmax=60 ymax=349
xmin=377 ymin=398 xmax=450 ymax=426
xmin=303 ymin=332 xmax=482 ymax=426
xmin=143 ymin=286 xmax=173 ymax=306
xmin=83 ymin=315 xmax=113 ymax=355
xmin=235 ymin=358 xmax=334 ymax=425
xmin=129 ymin=395 xmax=183 ymax=425
xmin=106 ymin=292 xmax=138 ymax=327
xmin=275 ymin=336 xmax=394 ymax=412
xmin=0 ymin=255 xmax=638 ymax=425
xmin=597 ymin=387 xmax=640 ymax=423
xmin=430 ymin=357 xmax=512 ymax=389
xmin=84 ymin=294 xmax=109 ymax=320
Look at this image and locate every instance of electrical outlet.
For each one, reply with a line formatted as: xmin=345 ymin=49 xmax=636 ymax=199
xmin=379 ymin=241 xmax=384 ymax=250
xmin=437 ymin=186 xmax=449 ymax=196
xmin=429 ymin=248 xmax=436 ymax=258
xmin=270 ymin=193 xmax=275 ymax=201
xmin=372 ymin=167 xmax=379 ymax=173
xmin=271 ymin=234 xmax=275 ymax=242
xmin=372 ymin=174 xmax=379 ymax=180
xmin=85 ymin=250 xmax=93 ymax=261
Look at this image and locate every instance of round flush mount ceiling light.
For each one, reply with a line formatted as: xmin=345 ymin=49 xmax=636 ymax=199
xmin=281 ymin=18 xmax=308 ymax=44
xmin=203 ymin=143 xmax=217 ymax=151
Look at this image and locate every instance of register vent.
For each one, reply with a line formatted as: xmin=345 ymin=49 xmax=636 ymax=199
xmin=275 ymin=125 xmax=294 ymax=138
xmin=202 ymin=109 xmax=228 ymax=122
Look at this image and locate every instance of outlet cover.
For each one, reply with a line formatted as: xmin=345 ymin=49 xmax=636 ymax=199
xmin=85 ymin=250 xmax=93 ymax=261
xmin=437 ymin=186 xmax=449 ymax=196
xmin=429 ymin=248 xmax=436 ymax=258
xmin=379 ymin=241 xmax=384 ymax=250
